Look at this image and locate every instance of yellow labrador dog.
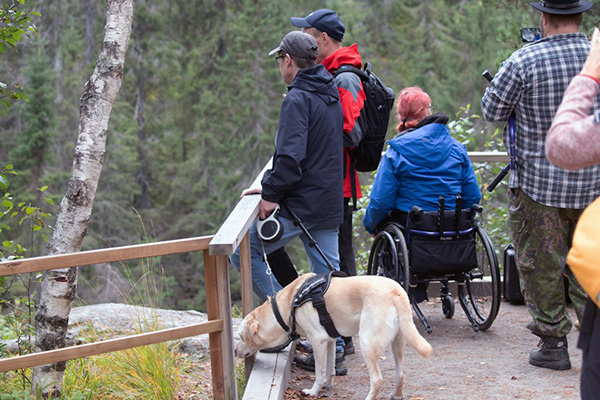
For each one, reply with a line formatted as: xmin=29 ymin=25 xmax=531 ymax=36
xmin=235 ymin=273 xmax=432 ymax=400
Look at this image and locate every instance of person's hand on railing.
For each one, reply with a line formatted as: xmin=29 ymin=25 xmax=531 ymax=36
xmin=581 ymin=27 xmax=600 ymax=82
xmin=240 ymin=187 xmax=261 ymax=197
xmin=239 ymin=187 xmax=277 ymax=219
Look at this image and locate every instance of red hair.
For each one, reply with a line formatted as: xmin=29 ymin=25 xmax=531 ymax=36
xmin=396 ymin=86 xmax=431 ymax=133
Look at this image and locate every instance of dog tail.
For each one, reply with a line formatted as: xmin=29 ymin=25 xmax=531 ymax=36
xmin=394 ymin=290 xmax=433 ymax=358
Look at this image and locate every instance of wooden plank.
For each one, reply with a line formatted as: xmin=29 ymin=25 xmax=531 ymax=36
xmin=209 ymin=159 xmax=272 ymax=256
xmin=239 ymin=232 xmax=255 ymax=379
xmin=0 ymin=320 xmax=223 ymax=372
xmin=239 ymin=232 xmax=254 ymax=317
xmin=204 ymin=252 xmax=225 ymax=400
xmin=468 ymin=151 xmax=510 ymax=163
xmin=242 ymin=342 xmax=295 ymax=400
xmin=215 ymin=254 xmax=237 ymax=400
xmin=0 ymin=236 xmax=213 ymax=277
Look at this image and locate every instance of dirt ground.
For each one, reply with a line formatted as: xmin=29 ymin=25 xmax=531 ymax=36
xmin=285 ymin=298 xmax=582 ymax=400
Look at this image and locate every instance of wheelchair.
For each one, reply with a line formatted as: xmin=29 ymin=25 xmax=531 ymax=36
xmin=367 ymin=197 xmax=501 ymax=333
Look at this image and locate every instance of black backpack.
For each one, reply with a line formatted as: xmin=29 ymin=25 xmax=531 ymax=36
xmin=334 ymin=62 xmax=395 ymax=172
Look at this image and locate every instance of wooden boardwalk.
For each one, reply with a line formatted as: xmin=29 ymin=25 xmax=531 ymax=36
xmin=285 ymin=300 xmax=582 ymax=400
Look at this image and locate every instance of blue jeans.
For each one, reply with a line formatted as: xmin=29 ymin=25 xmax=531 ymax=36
xmin=229 ymin=215 xmax=340 ymax=302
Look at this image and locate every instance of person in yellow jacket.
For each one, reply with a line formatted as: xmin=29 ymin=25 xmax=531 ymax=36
xmin=568 ymin=197 xmax=600 ymax=400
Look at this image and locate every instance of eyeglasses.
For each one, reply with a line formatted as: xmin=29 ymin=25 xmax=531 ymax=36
xmin=275 ymin=55 xmax=285 ymax=64
xmin=428 ymin=105 xmax=435 ymax=112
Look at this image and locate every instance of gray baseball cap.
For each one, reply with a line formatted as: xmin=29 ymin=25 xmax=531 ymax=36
xmin=268 ymin=31 xmax=318 ymax=60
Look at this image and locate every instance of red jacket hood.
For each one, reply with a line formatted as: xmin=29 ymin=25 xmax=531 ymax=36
xmin=322 ymin=43 xmax=363 ymax=72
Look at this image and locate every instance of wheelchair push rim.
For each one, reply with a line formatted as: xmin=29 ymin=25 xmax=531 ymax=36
xmin=366 ymin=225 xmax=410 ymax=293
xmin=460 ymin=225 xmax=501 ymax=331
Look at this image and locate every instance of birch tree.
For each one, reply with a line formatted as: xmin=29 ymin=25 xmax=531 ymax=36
xmin=32 ymin=1 xmax=133 ymax=397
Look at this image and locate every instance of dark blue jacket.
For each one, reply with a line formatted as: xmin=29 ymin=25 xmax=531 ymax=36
xmin=363 ymin=114 xmax=481 ymax=234
xmin=262 ymin=64 xmax=344 ymax=224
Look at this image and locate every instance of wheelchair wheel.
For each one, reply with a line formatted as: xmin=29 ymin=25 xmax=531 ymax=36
xmin=383 ymin=223 xmax=410 ymax=293
xmin=367 ymin=231 xmax=399 ymax=282
xmin=442 ymin=294 xmax=455 ymax=319
xmin=463 ymin=225 xmax=501 ymax=331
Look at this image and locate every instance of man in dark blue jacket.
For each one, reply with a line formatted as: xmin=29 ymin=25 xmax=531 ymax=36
xmin=230 ymin=31 xmax=343 ymax=301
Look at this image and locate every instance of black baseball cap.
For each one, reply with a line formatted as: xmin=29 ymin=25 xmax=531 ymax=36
xmin=268 ymin=31 xmax=318 ymax=60
xmin=291 ymin=9 xmax=345 ymax=42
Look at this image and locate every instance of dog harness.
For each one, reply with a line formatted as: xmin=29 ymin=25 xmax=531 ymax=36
xmin=271 ymin=271 xmax=346 ymax=341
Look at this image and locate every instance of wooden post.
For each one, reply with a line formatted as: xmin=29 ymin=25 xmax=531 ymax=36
xmin=239 ymin=232 xmax=255 ymax=379
xmin=240 ymin=232 xmax=254 ymax=316
xmin=205 ymin=251 xmax=237 ymax=400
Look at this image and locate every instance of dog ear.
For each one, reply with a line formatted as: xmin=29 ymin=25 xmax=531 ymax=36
xmin=250 ymin=320 xmax=260 ymax=337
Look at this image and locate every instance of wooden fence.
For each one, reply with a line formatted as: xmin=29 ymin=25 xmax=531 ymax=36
xmin=0 ymin=236 xmax=238 ymax=399
xmin=0 ymin=153 xmax=506 ymax=400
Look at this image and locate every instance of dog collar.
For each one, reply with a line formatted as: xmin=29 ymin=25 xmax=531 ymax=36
xmin=270 ymin=294 xmax=300 ymax=340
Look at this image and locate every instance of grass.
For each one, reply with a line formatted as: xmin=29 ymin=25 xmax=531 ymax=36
xmin=0 ymin=311 xmax=210 ymax=399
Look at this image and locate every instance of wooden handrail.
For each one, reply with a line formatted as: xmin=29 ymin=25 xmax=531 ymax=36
xmin=468 ymin=151 xmax=509 ymax=163
xmin=0 ymin=236 xmax=213 ymax=277
xmin=209 ymin=159 xmax=272 ymax=256
xmin=0 ymin=320 xmax=223 ymax=372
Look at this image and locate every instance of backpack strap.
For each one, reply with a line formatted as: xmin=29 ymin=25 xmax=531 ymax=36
xmin=349 ymin=161 xmax=358 ymax=211
xmin=333 ymin=64 xmax=368 ymax=81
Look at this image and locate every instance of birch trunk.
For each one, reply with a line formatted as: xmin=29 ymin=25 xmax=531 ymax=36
xmin=32 ymin=1 xmax=133 ymax=397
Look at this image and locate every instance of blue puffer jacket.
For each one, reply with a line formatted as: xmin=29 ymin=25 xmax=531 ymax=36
xmin=262 ymin=64 xmax=344 ymax=225
xmin=363 ymin=114 xmax=481 ymax=234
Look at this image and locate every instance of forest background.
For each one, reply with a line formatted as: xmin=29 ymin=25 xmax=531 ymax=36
xmin=2 ymin=0 xmax=599 ymax=313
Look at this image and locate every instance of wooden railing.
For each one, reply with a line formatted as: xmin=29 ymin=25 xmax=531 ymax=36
xmin=0 ymin=236 xmax=237 ymax=400
xmin=0 ymin=152 xmax=505 ymax=399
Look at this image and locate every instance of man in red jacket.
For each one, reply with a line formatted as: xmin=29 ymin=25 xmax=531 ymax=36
xmin=291 ymin=8 xmax=366 ymax=374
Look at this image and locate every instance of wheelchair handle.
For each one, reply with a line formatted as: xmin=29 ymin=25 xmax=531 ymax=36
xmin=470 ymin=204 xmax=483 ymax=216
xmin=482 ymin=70 xmax=493 ymax=82
xmin=409 ymin=206 xmax=423 ymax=219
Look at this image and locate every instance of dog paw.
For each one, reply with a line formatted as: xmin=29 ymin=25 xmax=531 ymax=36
xmin=301 ymin=388 xmax=319 ymax=397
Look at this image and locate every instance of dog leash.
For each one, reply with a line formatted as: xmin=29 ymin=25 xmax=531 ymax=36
xmin=259 ymin=238 xmax=279 ymax=297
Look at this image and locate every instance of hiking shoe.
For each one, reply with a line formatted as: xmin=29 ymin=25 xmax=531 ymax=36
xmin=297 ymin=339 xmax=313 ymax=353
xmin=343 ymin=336 xmax=355 ymax=355
xmin=260 ymin=337 xmax=292 ymax=353
xmin=529 ymin=336 xmax=571 ymax=370
xmin=294 ymin=351 xmax=348 ymax=376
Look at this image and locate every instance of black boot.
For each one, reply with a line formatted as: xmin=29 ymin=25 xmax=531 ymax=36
xmin=529 ymin=335 xmax=571 ymax=370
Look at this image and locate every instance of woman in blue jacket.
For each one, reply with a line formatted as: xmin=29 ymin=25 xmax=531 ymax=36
xmin=363 ymin=87 xmax=481 ymax=234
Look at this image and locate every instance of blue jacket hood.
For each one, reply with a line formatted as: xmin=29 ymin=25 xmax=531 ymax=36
xmin=389 ymin=114 xmax=452 ymax=169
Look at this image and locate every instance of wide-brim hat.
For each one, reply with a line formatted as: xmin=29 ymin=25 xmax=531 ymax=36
xmin=530 ymin=0 xmax=593 ymax=14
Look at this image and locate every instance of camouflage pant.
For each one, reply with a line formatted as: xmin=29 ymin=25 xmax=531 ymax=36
xmin=508 ymin=188 xmax=587 ymax=338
